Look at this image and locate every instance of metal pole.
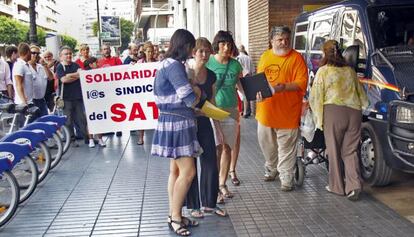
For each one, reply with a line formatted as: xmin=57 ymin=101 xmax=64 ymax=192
xmin=97 ymin=0 xmax=101 ymax=49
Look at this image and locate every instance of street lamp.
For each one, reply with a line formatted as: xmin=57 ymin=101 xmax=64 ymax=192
xmin=153 ymin=3 xmax=169 ymax=44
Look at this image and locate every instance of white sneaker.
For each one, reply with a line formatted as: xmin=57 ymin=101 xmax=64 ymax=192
xmin=88 ymin=139 xmax=95 ymax=148
xmin=98 ymin=139 xmax=106 ymax=147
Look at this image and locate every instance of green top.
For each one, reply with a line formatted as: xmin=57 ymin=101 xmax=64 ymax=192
xmin=206 ymin=56 xmax=243 ymax=108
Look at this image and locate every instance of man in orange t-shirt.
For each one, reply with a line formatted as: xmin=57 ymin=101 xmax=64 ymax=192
xmin=256 ymin=26 xmax=308 ymax=191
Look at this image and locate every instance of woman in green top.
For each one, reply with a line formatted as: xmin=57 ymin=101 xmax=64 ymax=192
xmin=206 ymin=31 xmax=244 ymax=202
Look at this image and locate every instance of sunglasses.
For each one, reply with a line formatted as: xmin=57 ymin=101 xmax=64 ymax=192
xmin=31 ymin=52 xmax=40 ymax=55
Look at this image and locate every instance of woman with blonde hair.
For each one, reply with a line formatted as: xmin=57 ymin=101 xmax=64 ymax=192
xmin=309 ymin=40 xmax=368 ymax=201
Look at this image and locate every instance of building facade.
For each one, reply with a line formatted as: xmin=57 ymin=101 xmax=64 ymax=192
xmin=172 ymin=0 xmax=249 ymax=51
xmin=248 ymin=0 xmax=339 ymax=64
xmin=134 ymin=0 xmax=174 ymax=47
xmin=0 ymin=0 xmax=60 ymax=32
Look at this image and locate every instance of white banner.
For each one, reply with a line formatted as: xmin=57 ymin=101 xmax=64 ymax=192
xmin=79 ymin=62 xmax=160 ymax=134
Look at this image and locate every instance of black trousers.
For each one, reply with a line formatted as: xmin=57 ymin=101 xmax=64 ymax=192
xmin=62 ymin=99 xmax=88 ymax=140
xmin=185 ymin=117 xmax=219 ymax=209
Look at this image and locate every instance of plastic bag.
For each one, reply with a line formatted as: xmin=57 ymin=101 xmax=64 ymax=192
xmin=300 ymin=108 xmax=316 ymax=142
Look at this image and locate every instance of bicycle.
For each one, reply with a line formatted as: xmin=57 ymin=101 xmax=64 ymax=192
xmin=0 ymin=103 xmax=52 ymax=184
xmin=0 ymin=142 xmax=24 ymax=226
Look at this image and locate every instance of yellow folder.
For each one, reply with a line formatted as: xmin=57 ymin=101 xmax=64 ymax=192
xmin=200 ymin=101 xmax=230 ymax=120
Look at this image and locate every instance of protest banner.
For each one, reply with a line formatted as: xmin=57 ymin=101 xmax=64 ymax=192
xmin=79 ymin=62 xmax=159 ymax=134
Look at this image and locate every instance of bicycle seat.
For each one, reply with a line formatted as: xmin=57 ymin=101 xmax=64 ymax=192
xmin=0 ymin=103 xmax=15 ymax=113
xmin=13 ymin=104 xmax=28 ymax=114
xmin=0 ymin=130 xmax=48 ymax=147
xmin=37 ymin=115 xmax=67 ymax=127
xmin=0 ymin=142 xmax=32 ymax=165
xmin=22 ymin=122 xmax=58 ymax=138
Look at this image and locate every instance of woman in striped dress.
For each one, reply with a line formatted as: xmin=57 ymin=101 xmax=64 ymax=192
xmin=151 ymin=29 xmax=205 ymax=236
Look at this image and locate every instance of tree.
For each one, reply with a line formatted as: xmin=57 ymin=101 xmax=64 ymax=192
xmin=92 ymin=18 xmax=134 ymax=51
xmin=36 ymin=27 xmax=46 ymax=47
xmin=29 ymin=0 xmax=38 ymax=44
xmin=61 ymin=34 xmax=78 ymax=53
xmin=0 ymin=16 xmax=28 ymax=45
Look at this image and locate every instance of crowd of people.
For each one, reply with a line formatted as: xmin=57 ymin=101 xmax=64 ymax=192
xmin=0 ymin=40 xmax=165 ymax=147
xmin=0 ymin=25 xmax=368 ymax=236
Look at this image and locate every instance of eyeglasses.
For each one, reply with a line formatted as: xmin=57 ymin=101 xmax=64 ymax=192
xmin=31 ymin=52 xmax=40 ymax=55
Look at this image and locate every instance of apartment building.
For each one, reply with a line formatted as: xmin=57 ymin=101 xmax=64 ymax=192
xmin=0 ymin=0 xmax=60 ymax=32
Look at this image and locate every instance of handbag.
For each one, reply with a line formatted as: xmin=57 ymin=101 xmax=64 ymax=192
xmin=300 ymin=108 xmax=316 ymax=142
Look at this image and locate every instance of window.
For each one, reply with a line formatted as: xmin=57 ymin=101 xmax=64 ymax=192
xmin=310 ymin=18 xmax=332 ymax=51
xmin=294 ymin=22 xmax=308 ymax=51
xmin=340 ymin=11 xmax=367 ymax=59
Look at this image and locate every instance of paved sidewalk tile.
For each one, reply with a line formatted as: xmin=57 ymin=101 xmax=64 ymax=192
xmin=1 ymin=120 xmax=413 ymax=236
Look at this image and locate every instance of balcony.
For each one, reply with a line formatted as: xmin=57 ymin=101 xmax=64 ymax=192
xmin=17 ymin=10 xmax=29 ymax=23
xmin=0 ymin=2 xmax=14 ymax=16
xmin=16 ymin=0 xmax=29 ymax=9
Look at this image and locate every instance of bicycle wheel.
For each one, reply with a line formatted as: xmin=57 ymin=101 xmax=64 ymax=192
xmin=31 ymin=142 xmax=51 ymax=184
xmin=12 ymin=156 xmax=38 ymax=203
xmin=0 ymin=171 xmax=19 ymax=227
xmin=46 ymin=133 xmax=63 ymax=170
xmin=57 ymin=125 xmax=71 ymax=155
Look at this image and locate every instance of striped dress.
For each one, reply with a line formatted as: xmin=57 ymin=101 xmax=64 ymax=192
xmin=151 ymin=58 xmax=202 ymax=159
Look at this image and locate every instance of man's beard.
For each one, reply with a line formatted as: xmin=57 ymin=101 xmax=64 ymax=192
xmin=274 ymin=47 xmax=290 ymax=56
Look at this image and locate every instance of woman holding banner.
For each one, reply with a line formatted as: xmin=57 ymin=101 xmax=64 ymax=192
xmin=136 ymin=41 xmax=157 ymax=145
xmin=151 ymin=29 xmax=205 ymax=236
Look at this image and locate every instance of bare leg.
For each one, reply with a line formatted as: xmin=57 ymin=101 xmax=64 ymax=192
xmin=168 ymin=160 xmax=179 ymax=216
xmin=137 ymin=130 xmax=144 ymax=145
xmin=171 ymin=157 xmax=196 ymax=221
xmin=230 ymin=122 xmax=240 ymax=174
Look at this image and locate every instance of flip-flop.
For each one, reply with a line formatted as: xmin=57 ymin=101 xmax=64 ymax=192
xmin=204 ymin=207 xmax=227 ymax=217
xmin=190 ymin=209 xmax=204 ymax=218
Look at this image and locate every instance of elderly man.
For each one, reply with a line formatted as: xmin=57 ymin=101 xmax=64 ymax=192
xmin=56 ymin=46 xmax=89 ymax=146
xmin=123 ymin=43 xmax=139 ymax=64
xmin=256 ymin=26 xmax=308 ymax=191
xmin=42 ymin=50 xmax=60 ymax=111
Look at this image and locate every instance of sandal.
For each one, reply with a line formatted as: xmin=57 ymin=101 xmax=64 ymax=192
xmin=181 ymin=216 xmax=199 ymax=227
xmin=168 ymin=218 xmax=191 ymax=236
xmin=228 ymin=170 xmax=240 ymax=186
xmin=219 ymin=185 xmax=234 ymax=198
xmin=204 ymin=206 xmax=227 ymax=217
xmin=190 ymin=209 xmax=204 ymax=218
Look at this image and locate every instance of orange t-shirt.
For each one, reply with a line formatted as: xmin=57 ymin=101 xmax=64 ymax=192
xmin=256 ymin=49 xmax=308 ymax=129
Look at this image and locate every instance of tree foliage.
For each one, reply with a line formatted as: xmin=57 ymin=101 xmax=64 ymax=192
xmin=0 ymin=16 xmax=28 ymax=45
xmin=92 ymin=18 xmax=135 ymax=50
xmin=0 ymin=15 xmax=76 ymax=49
xmin=61 ymin=35 xmax=78 ymax=52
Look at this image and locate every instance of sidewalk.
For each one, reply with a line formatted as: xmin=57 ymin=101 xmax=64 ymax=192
xmin=1 ymin=119 xmax=414 ymax=236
